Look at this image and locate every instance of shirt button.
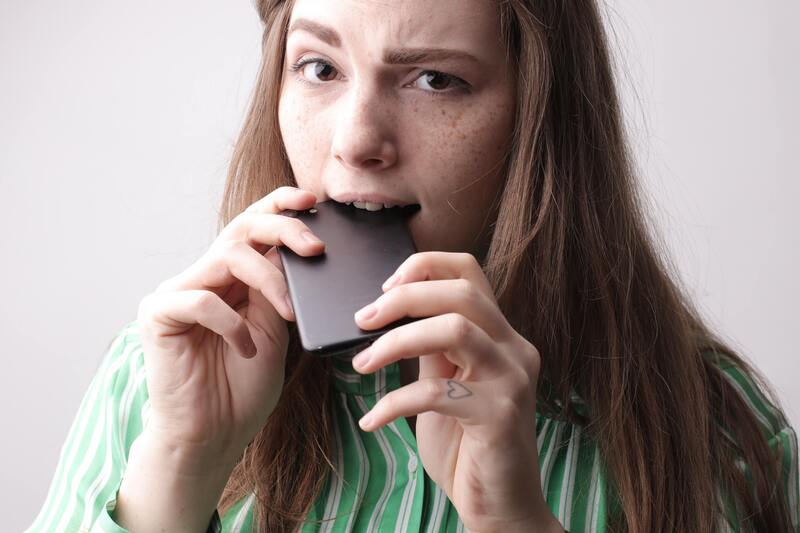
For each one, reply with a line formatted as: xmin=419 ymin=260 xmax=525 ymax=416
xmin=408 ymin=454 xmax=419 ymax=473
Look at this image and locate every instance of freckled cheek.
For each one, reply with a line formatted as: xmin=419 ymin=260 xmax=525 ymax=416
xmin=279 ymin=98 xmax=331 ymax=180
xmin=414 ymin=113 xmax=507 ymax=181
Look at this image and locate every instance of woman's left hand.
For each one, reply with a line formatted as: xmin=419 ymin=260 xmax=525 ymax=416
xmin=352 ymin=252 xmax=562 ymax=533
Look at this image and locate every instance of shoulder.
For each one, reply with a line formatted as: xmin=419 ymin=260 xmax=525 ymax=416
xmin=106 ymin=318 xmax=144 ymax=354
xmin=97 ymin=320 xmax=147 ymax=395
xmin=701 ymin=348 xmax=790 ymax=438
xmin=99 ymin=318 xmax=143 ymax=363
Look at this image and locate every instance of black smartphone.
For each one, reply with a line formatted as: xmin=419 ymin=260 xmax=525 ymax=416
xmin=277 ymin=199 xmax=421 ymax=357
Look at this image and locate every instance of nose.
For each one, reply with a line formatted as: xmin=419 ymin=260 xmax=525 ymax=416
xmin=331 ymin=83 xmax=398 ymax=172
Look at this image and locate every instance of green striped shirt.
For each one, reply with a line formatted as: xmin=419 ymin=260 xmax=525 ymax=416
xmin=26 ymin=320 xmax=799 ymax=532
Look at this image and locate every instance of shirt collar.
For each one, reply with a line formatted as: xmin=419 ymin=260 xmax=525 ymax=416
xmin=328 ymin=351 xmax=402 ymax=396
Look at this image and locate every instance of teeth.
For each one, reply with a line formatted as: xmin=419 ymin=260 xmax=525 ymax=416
xmin=351 ymin=201 xmax=386 ymax=211
xmin=346 ymin=201 xmax=404 ymax=211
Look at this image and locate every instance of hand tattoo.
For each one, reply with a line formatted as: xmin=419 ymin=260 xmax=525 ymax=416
xmin=446 ymin=380 xmax=474 ymax=400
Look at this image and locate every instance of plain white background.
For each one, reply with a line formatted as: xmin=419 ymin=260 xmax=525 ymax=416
xmin=1 ymin=1 xmax=797 ymax=530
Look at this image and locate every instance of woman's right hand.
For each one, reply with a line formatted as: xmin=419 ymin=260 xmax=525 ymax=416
xmin=135 ymin=186 xmax=324 ymax=471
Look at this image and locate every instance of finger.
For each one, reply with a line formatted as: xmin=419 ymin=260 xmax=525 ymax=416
xmin=356 ymin=278 xmax=510 ymax=341
xmin=217 ymin=211 xmax=325 ymax=258
xmin=264 ymin=245 xmax=285 ymax=274
xmin=244 ymin=185 xmax=317 ymax=215
xmin=358 ymin=378 xmax=491 ymax=431
xmin=352 ymin=313 xmax=503 ymax=381
xmin=162 ymin=241 xmax=294 ymax=321
xmin=219 ymin=279 xmax=250 ymax=310
xmin=207 ymin=246 xmax=284 ymax=311
xmin=216 ymin=185 xmax=323 ymax=256
xmin=263 ymin=247 xmax=293 ymax=317
xmin=382 ymin=251 xmax=494 ymax=300
xmin=138 ymin=290 xmax=257 ymax=359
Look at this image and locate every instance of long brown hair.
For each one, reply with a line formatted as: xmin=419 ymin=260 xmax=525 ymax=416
xmin=216 ymin=1 xmax=794 ymax=531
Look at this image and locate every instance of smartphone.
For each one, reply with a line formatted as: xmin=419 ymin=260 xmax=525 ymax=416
xmin=277 ymin=199 xmax=422 ymax=357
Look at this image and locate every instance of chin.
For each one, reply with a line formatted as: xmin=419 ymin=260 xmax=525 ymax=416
xmin=406 ymin=215 xmax=427 ymax=252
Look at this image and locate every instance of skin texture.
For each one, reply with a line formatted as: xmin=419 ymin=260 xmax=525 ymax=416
xmin=277 ymin=2 xmax=562 ymax=531
xmin=278 ymin=0 xmax=516 ymax=259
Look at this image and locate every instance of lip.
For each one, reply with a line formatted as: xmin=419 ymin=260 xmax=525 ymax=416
xmin=328 ymin=192 xmax=419 ymax=207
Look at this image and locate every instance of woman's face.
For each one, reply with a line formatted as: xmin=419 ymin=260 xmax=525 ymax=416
xmin=278 ymin=0 xmax=516 ymax=259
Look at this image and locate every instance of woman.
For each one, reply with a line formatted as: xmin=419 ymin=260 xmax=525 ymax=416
xmin=27 ymin=0 xmax=798 ymax=532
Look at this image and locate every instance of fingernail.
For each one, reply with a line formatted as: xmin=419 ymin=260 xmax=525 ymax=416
xmin=301 ymin=230 xmax=323 ymax=244
xmin=359 ymin=412 xmax=373 ymax=429
xmin=355 ymin=303 xmax=377 ymax=321
xmin=382 ymin=273 xmax=401 ymax=290
xmin=352 ymin=348 xmax=371 ymax=369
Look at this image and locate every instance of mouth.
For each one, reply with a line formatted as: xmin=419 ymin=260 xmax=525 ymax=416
xmin=331 ymin=200 xmax=422 ymax=221
xmin=328 ymin=193 xmax=421 ymax=215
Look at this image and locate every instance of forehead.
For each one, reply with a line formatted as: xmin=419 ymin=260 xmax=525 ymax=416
xmin=288 ymin=0 xmax=502 ymax=51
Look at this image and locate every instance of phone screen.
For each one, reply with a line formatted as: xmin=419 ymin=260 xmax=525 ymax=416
xmin=277 ymin=200 xmax=421 ymax=357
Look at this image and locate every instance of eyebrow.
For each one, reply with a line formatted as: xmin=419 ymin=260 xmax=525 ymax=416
xmin=287 ymin=18 xmax=481 ymax=65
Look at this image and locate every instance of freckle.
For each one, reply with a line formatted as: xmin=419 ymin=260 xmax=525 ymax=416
xmin=441 ymin=109 xmax=446 ymax=115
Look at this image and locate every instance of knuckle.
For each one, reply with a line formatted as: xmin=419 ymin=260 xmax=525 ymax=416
xmin=446 ymin=313 xmax=472 ymax=343
xmin=425 ymin=379 xmax=445 ymax=401
xmin=454 ymin=278 xmax=475 ymax=300
xmin=202 ymin=249 xmax=232 ymax=280
xmin=386 ymin=284 xmax=407 ymax=303
xmin=508 ymin=362 xmax=535 ymax=402
xmin=528 ymin=345 xmax=542 ymax=371
xmin=458 ymin=252 xmax=478 ymax=270
xmin=194 ymin=290 xmax=218 ymax=311
xmin=230 ymin=210 xmax=251 ymax=230
xmin=403 ymin=252 xmax=422 ymax=270
xmin=496 ymin=394 xmax=522 ymax=420
xmin=519 ymin=342 xmax=541 ymax=380
xmin=519 ymin=362 xmax=536 ymax=386
xmin=217 ymin=212 xmax=248 ymax=242
xmin=239 ymin=213 xmax=261 ymax=242
xmin=512 ymin=368 xmax=533 ymax=396
xmin=219 ymin=238 xmax=241 ymax=253
xmin=209 ymin=238 xmax=238 ymax=259
xmin=402 ymin=251 xmax=430 ymax=275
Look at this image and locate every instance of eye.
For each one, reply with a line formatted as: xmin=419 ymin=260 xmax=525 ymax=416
xmin=289 ymin=57 xmax=340 ymax=83
xmin=288 ymin=57 xmax=470 ymax=95
xmin=412 ymin=71 xmax=469 ymax=94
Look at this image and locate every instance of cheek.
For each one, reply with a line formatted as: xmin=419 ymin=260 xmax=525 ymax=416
xmin=414 ymin=99 xmax=514 ymax=197
xmin=278 ymin=93 xmax=328 ymax=187
xmin=459 ymin=103 xmax=514 ymax=169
